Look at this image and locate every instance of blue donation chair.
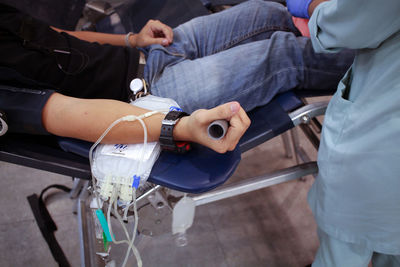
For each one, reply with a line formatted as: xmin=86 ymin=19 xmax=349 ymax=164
xmin=0 ymin=0 xmax=330 ymax=265
xmin=0 ymin=80 xmax=328 ymax=265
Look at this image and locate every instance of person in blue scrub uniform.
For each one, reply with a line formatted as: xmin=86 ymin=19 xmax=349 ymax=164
xmin=286 ymin=0 xmax=400 ymax=266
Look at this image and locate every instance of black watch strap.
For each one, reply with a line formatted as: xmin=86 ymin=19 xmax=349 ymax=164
xmin=159 ymin=110 xmax=191 ymax=153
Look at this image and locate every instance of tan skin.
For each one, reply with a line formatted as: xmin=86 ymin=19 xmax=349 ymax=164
xmin=44 ymin=20 xmax=250 ymax=154
xmin=52 ymin=19 xmax=173 ymax=47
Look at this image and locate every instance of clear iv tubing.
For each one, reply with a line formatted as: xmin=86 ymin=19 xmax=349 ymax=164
xmin=88 ymin=111 xmax=160 ymax=210
xmin=107 ymin=190 xmax=142 ymax=267
xmin=121 ymin=189 xmax=140 ymax=267
xmin=98 ymin=116 xmax=146 ymax=267
xmin=88 ymin=111 xmax=162 ymax=267
xmin=107 ymin=189 xmax=130 ymax=245
xmin=89 ymin=116 xmax=126 ymax=210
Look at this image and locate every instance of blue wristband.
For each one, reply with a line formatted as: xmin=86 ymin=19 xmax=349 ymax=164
xmin=286 ymin=0 xmax=313 ymax=19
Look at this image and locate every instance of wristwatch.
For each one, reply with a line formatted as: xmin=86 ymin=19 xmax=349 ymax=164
xmin=159 ymin=110 xmax=191 ymax=153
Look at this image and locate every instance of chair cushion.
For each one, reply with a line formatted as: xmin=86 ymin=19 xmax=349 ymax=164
xmin=57 ymin=138 xmax=241 ymax=193
xmin=57 ymin=91 xmax=303 ymax=193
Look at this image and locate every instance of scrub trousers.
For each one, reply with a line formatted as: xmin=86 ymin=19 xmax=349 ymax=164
xmin=313 ymin=228 xmax=400 ymax=267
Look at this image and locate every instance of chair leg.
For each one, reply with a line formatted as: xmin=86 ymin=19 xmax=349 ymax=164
xmin=69 ymin=178 xmax=86 ymax=199
xmin=290 ymin=128 xmax=316 ymax=180
xmin=76 ymin=180 xmax=106 ymax=267
xmin=290 ymin=128 xmax=301 ymax=165
xmin=70 ymin=178 xmax=87 ymax=215
xmin=281 ymin=132 xmax=293 ymax=159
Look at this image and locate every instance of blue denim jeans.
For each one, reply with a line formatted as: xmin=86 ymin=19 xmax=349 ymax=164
xmin=143 ymin=0 xmax=354 ymax=112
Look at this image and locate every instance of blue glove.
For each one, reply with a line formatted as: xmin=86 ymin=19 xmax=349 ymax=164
xmin=286 ymin=0 xmax=313 ymax=18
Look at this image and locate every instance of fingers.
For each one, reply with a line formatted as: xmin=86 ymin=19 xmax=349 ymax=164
xmin=223 ymin=108 xmax=251 ymax=151
xmin=197 ymin=102 xmax=250 ymax=153
xmin=150 ymin=20 xmax=173 ymax=44
xmin=147 ymin=19 xmax=173 ymax=46
xmin=136 ymin=20 xmax=174 ymax=47
xmin=202 ymin=101 xmax=241 ymax=123
xmin=183 ymin=102 xmax=250 ymax=154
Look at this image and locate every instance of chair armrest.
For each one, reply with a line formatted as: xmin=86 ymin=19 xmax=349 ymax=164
xmin=289 ymin=101 xmax=329 ymax=126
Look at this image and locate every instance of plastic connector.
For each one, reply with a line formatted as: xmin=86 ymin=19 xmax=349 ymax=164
xmin=90 ymin=196 xmax=103 ymax=209
xmin=132 ymin=175 xmax=140 ymax=189
xmin=122 ymin=111 xmax=161 ymax=122
xmin=122 ymin=115 xmax=137 ymax=122
xmin=99 ymin=175 xmax=114 ymax=200
xmin=119 ymin=184 xmax=133 ymax=203
xmin=139 ymin=110 xmax=160 ymax=119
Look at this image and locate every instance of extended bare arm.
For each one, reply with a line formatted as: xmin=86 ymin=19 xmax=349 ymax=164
xmin=42 ymin=93 xmax=250 ymax=153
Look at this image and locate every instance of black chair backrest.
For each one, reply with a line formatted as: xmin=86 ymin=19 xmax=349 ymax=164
xmin=0 ymin=0 xmax=85 ymax=30
xmin=115 ymin=0 xmax=210 ymax=33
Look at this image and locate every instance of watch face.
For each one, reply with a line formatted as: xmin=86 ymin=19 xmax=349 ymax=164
xmin=165 ymin=110 xmax=182 ymax=121
xmin=160 ymin=110 xmax=189 ymax=153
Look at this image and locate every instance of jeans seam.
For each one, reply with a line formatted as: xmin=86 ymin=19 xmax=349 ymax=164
xmin=215 ymin=25 xmax=296 ymax=54
xmin=247 ymin=67 xmax=299 ymax=95
xmin=231 ymin=66 xmax=340 ymax=103
xmin=148 ymin=46 xmax=186 ymax=59
xmin=199 ymin=67 xmax=298 ymax=107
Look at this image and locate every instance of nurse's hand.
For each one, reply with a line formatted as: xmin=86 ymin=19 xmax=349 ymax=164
xmin=175 ymin=102 xmax=251 ymax=154
xmin=286 ymin=0 xmax=329 ymax=18
xmin=132 ymin=20 xmax=173 ymax=47
xmin=286 ymin=0 xmax=313 ymax=18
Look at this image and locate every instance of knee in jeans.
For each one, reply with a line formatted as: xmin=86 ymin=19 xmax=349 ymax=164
xmin=247 ymin=0 xmax=289 ymax=18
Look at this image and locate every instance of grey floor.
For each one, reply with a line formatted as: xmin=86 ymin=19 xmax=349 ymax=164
xmin=0 ymin=120 xmax=321 ymax=267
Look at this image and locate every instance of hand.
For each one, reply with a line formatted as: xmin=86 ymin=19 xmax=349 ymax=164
xmin=133 ymin=20 xmax=173 ymax=47
xmin=179 ymin=102 xmax=251 ymax=154
xmin=286 ymin=0 xmax=313 ymax=18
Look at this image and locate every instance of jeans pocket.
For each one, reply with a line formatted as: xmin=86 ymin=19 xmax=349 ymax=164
xmin=144 ymin=45 xmax=187 ymax=89
xmin=146 ymin=44 xmax=186 ymax=59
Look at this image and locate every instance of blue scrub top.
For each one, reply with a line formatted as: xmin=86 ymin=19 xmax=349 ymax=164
xmin=307 ymin=0 xmax=400 ymax=255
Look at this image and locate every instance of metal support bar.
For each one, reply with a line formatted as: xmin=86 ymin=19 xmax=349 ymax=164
xmin=295 ymin=146 xmax=312 ymax=164
xmin=77 ymin=180 xmax=102 ymax=267
xmin=289 ymin=101 xmax=328 ymax=127
xmin=290 ymin=128 xmax=301 ymax=165
xmin=136 ymin=185 xmax=161 ymax=204
xmin=300 ymin=97 xmax=323 ymax=133
xmin=85 ymin=2 xmax=115 ymax=16
xmin=192 ymin=162 xmax=318 ymax=206
xmin=299 ymin=124 xmax=320 ymax=150
xmin=280 ymin=132 xmax=293 ymax=158
xmin=285 ymin=101 xmax=328 ymax=176
xmin=310 ymin=118 xmax=323 ymax=134
xmin=70 ymin=178 xmax=86 ymax=199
